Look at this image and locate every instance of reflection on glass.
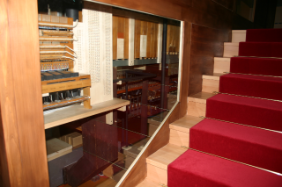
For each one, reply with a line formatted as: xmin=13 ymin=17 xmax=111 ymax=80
xmin=236 ymin=0 xmax=256 ymax=21
xmin=43 ymin=5 xmax=181 ymax=187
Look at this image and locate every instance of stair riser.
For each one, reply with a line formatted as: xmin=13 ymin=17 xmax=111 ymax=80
xmin=223 ymin=43 xmax=239 ymax=57
xmin=147 ymin=163 xmax=167 ymax=185
xmin=232 ymin=31 xmax=246 ymax=43
xmin=202 ymin=79 xmax=219 ymax=93
xmin=214 ymin=58 xmax=230 ymax=74
xmin=187 ymin=101 xmax=206 ymax=117
xmin=169 ymin=129 xmax=189 ymax=148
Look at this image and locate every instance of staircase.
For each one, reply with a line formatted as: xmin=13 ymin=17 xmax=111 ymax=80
xmin=136 ymin=29 xmax=282 ymax=186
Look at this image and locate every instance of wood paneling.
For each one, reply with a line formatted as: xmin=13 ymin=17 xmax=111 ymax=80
xmin=189 ymin=24 xmax=229 ymax=95
xmin=212 ymin=0 xmax=236 ymax=11
xmin=91 ymin=0 xmax=188 ymax=20
xmin=0 ymin=0 xmax=49 ymax=186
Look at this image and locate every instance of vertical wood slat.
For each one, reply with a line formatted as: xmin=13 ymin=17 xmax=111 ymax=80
xmin=112 ymin=16 xmax=118 ymax=60
xmin=146 ymin=22 xmax=152 ymax=58
xmin=154 ymin=23 xmax=159 ymax=58
xmin=0 ymin=0 xmax=49 ymax=186
xmin=134 ymin=20 xmax=141 ymax=59
xmin=151 ymin=23 xmax=155 ymax=58
xmin=124 ymin=18 xmax=129 ymax=59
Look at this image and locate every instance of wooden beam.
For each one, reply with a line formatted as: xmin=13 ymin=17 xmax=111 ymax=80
xmin=0 ymin=0 xmax=49 ymax=186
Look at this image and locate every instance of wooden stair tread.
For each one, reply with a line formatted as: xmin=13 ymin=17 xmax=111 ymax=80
xmin=188 ymin=92 xmax=215 ymax=104
xmin=146 ymin=144 xmax=187 ymax=170
xmin=170 ymin=115 xmax=202 ymax=133
xmin=224 ymin=42 xmax=239 ymax=45
xmin=136 ymin=178 xmax=160 ymax=187
xmin=232 ymin=30 xmax=247 ymax=33
xmin=214 ymin=57 xmax=231 ymax=60
xmin=202 ymin=73 xmax=223 ymax=80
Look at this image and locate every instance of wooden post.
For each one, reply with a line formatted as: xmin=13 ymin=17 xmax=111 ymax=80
xmin=0 ymin=0 xmax=49 ymax=186
xmin=83 ymin=87 xmax=92 ymax=109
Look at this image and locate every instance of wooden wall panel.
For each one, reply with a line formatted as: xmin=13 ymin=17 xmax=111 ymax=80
xmin=0 ymin=0 xmax=49 ymax=186
xmin=91 ymin=0 xmax=189 ymax=20
xmin=189 ymin=24 xmax=228 ymax=95
xmin=212 ymin=0 xmax=236 ymax=11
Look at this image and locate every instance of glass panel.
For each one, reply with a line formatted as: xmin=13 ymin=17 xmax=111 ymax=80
xmin=40 ymin=1 xmax=181 ymax=186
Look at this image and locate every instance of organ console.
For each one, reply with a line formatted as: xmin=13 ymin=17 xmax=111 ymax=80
xmin=38 ymin=14 xmax=92 ymax=110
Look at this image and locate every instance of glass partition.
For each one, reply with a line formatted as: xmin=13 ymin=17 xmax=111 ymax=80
xmin=39 ymin=1 xmax=181 ymax=186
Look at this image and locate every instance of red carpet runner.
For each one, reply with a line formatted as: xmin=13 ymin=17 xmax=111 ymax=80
xmin=246 ymin=29 xmax=282 ymax=42
xmin=190 ymin=118 xmax=282 ymax=173
xmin=168 ymin=150 xmax=282 ymax=187
xmin=239 ymin=42 xmax=282 ymax=57
xmin=230 ymin=57 xmax=282 ymax=76
xmin=168 ymin=28 xmax=282 ymax=186
xmin=206 ymin=94 xmax=282 ymax=131
xmin=219 ymin=74 xmax=282 ymax=100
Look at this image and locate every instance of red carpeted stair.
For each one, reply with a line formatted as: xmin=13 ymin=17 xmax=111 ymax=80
xmin=246 ymin=29 xmax=282 ymax=42
xmin=168 ymin=150 xmax=282 ymax=187
xmin=239 ymin=42 xmax=282 ymax=57
xmin=190 ymin=118 xmax=282 ymax=173
xmin=219 ymin=74 xmax=282 ymax=100
xmin=206 ymin=94 xmax=282 ymax=131
xmin=168 ymin=28 xmax=282 ymax=187
xmin=230 ymin=57 xmax=282 ymax=76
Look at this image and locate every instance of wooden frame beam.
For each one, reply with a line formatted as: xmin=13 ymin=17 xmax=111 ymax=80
xmin=0 ymin=0 xmax=49 ymax=186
